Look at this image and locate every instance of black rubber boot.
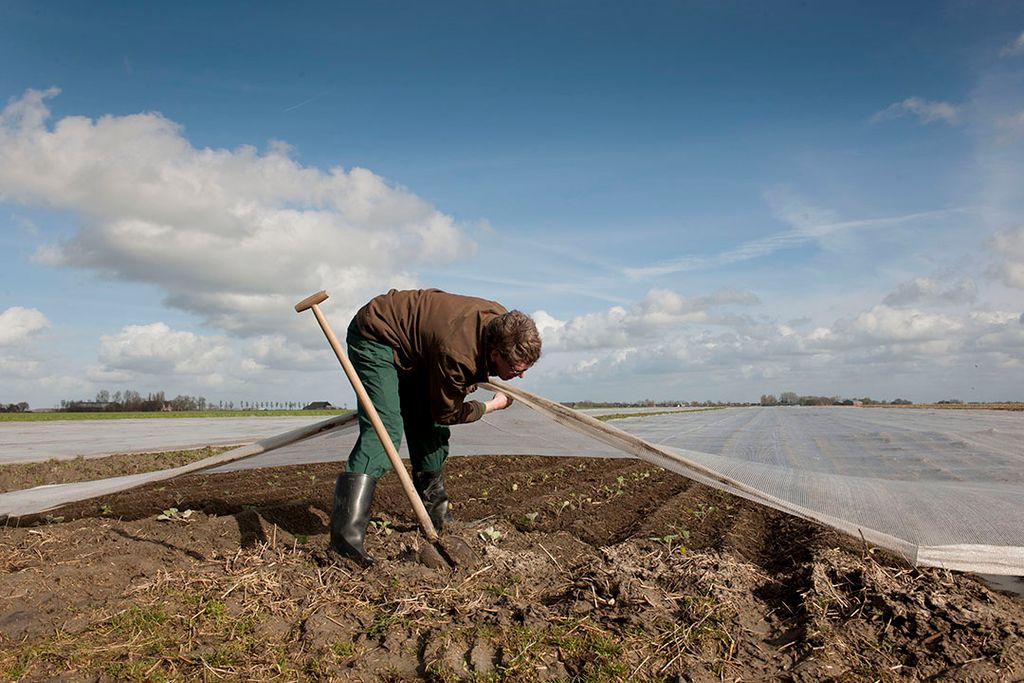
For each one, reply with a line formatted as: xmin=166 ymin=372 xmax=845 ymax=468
xmin=414 ymin=468 xmax=453 ymax=533
xmin=329 ymin=472 xmax=377 ymax=566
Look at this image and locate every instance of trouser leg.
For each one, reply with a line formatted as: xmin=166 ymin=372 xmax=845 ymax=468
xmin=401 ymin=372 xmax=453 ymax=531
xmin=344 ymin=325 xmax=403 ymax=479
xmin=331 ymin=324 xmax=401 ymax=564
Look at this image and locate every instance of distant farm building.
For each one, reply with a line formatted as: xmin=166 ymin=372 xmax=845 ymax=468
xmin=303 ymin=401 xmax=338 ymax=410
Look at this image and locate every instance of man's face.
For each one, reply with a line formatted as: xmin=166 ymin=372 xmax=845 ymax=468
xmin=490 ymin=350 xmax=531 ymax=380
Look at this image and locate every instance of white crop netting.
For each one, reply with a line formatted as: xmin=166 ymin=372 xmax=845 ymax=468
xmin=2 ymin=382 xmax=1022 ymax=575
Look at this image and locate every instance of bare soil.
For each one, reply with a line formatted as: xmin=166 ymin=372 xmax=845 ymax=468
xmin=2 ymin=455 xmax=1022 ymax=681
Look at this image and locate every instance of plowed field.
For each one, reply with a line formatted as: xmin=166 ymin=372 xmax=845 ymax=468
xmin=2 ymin=455 xmax=1022 ymax=681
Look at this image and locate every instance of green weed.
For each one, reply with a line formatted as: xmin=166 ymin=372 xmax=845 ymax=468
xmin=107 ymin=606 xmax=168 ymax=637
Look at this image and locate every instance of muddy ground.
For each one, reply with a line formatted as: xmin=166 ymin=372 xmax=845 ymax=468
xmin=2 ymin=454 xmax=1023 ymax=681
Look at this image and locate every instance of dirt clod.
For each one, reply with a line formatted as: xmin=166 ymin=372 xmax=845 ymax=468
xmin=418 ymin=542 xmax=447 ymax=569
xmin=441 ymin=534 xmax=480 ymax=568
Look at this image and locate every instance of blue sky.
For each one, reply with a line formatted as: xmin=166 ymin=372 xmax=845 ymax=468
xmin=2 ymin=1 xmax=1023 ymax=408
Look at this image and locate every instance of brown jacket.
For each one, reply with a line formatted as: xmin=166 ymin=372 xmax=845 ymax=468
xmin=354 ymin=289 xmax=507 ymax=425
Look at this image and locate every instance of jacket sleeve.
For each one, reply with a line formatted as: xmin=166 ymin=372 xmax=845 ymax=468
xmin=428 ymin=351 xmax=486 ymax=425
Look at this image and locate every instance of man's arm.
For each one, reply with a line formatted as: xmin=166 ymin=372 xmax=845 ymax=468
xmin=466 ymin=384 xmax=514 ymax=414
xmin=429 ymin=358 xmax=486 ymax=424
xmin=483 ymin=392 xmax=513 ymax=413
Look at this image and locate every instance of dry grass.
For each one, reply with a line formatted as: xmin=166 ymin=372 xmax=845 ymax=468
xmin=0 ymin=527 xmax=768 ymax=681
xmin=3 ymin=455 xmax=1020 ymax=682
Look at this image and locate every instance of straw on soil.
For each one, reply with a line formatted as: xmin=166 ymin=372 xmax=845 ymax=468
xmin=2 ymin=455 xmax=1022 ymax=681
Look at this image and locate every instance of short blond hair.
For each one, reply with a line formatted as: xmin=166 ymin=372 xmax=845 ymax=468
xmin=486 ymin=310 xmax=541 ymax=366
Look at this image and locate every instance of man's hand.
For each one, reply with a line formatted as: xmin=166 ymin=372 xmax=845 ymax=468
xmin=484 ymin=392 xmax=513 ymax=413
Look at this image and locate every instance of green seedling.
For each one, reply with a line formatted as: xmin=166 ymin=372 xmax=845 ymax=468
xmin=369 ymin=520 xmax=393 ymax=536
xmin=157 ymin=507 xmax=194 ymax=522
xmin=523 ymin=512 xmax=539 ymax=526
xmin=568 ymin=493 xmax=593 ymax=509
xmin=648 ymin=532 xmax=688 ymax=554
xmin=479 ymin=526 xmax=502 ymax=543
xmin=99 ymin=504 xmax=113 ymax=515
xmin=690 ymin=502 xmax=717 ymax=520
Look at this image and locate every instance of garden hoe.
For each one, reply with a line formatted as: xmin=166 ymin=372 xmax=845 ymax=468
xmin=295 ymin=290 xmax=473 ymax=569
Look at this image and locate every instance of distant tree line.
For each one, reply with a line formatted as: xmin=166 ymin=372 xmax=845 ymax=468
xmin=563 ymin=399 xmax=755 ymax=408
xmin=59 ymin=390 xmax=317 ymax=412
xmin=62 ymin=390 xmax=188 ymax=412
xmin=1 ymin=402 xmax=30 ymax=412
xmin=759 ymin=392 xmax=914 ymax=406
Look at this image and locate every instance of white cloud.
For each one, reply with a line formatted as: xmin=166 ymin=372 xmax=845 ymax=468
xmin=96 ymin=322 xmax=233 ymax=376
xmin=0 ymin=308 xmax=89 ymax=407
xmin=533 ymin=286 xmax=759 ymax=352
xmin=526 ymin=280 xmax=1024 ymax=403
xmin=1001 ymin=31 xmax=1024 ymax=57
xmin=569 ymin=357 xmax=600 ymax=373
xmin=996 ymin=110 xmax=1024 ymax=136
xmin=820 ymin=305 xmax=963 ymax=346
xmin=870 ymin=97 xmax=962 ymax=125
xmin=969 ymin=311 xmax=1024 ymax=352
xmin=244 ymin=334 xmax=330 ymax=371
xmin=991 ymin=110 xmax=1024 ymax=145
xmin=990 ymin=226 xmax=1024 ymax=288
xmin=882 ymin=277 xmax=977 ymax=307
xmin=0 ymin=307 xmax=50 ymax=345
xmin=0 ymin=357 xmax=44 ymax=379
xmin=0 ymin=88 xmax=476 ymax=337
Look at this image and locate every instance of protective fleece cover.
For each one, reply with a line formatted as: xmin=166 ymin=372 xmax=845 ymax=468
xmin=2 ymin=383 xmax=1022 ymax=575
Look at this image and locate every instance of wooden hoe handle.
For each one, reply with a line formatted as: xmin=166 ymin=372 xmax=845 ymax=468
xmin=295 ymin=290 xmax=439 ymax=541
xmin=294 ymin=290 xmax=330 ymax=312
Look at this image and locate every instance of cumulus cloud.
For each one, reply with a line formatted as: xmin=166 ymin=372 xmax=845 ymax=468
xmin=96 ymin=322 xmax=233 ymax=376
xmin=0 ymin=307 xmax=50 ymax=345
xmin=1001 ymin=31 xmax=1024 ymax=57
xmin=0 ymin=307 xmax=86 ymax=405
xmin=814 ymin=305 xmax=963 ymax=348
xmin=870 ymin=97 xmax=962 ymax=125
xmin=244 ymin=334 xmax=330 ymax=371
xmin=990 ymin=226 xmax=1024 ymax=288
xmin=534 ymin=287 xmax=760 ymax=352
xmin=968 ymin=311 xmax=1024 ymax=352
xmin=883 ymin=277 xmax=977 ymax=307
xmin=0 ymin=88 xmax=476 ymax=337
xmin=523 ymin=278 xmax=1024 ymax=401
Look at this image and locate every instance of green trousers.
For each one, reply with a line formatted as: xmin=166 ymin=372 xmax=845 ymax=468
xmin=344 ymin=322 xmax=451 ymax=479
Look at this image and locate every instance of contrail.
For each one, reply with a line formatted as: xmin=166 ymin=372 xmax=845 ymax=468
xmin=284 ymin=91 xmax=329 ymax=112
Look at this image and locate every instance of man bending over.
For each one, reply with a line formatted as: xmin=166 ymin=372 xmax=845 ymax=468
xmin=330 ymin=288 xmax=542 ymax=565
